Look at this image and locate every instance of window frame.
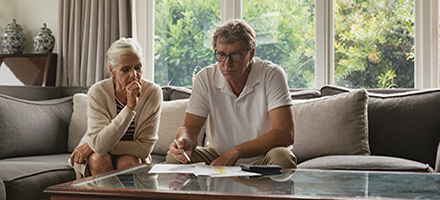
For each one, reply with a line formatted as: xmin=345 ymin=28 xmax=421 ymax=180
xmin=135 ymin=0 xmax=439 ymax=89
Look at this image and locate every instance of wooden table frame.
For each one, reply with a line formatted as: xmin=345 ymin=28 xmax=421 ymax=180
xmin=0 ymin=53 xmax=57 ymax=86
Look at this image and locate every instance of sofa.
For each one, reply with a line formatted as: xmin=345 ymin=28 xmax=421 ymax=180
xmin=1 ymin=84 xmax=440 ymax=200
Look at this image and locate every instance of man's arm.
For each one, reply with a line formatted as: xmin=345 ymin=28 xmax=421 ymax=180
xmin=210 ymin=105 xmax=294 ymax=166
xmin=169 ymin=113 xmax=207 ymax=163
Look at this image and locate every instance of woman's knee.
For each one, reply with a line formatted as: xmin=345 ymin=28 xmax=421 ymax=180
xmin=88 ymin=153 xmax=113 ymax=174
xmin=115 ymin=155 xmax=140 ymax=169
xmin=89 ymin=153 xmax=111 ymax=167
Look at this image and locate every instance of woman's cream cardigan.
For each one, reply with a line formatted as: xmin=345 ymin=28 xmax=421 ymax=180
xmin=72 ymin=77 xmax=162 ymax=178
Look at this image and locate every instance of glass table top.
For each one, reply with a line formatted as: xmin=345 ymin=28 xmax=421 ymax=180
xmin=73 ymin=164 xmax=440 ymax=199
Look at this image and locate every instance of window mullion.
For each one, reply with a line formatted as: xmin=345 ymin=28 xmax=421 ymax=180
xmin=221 ymin=0 xmax=242 ymax=23
xmin=315 ymin=0 xmax=333 ymax=88
xmin=415 ymin=0 xmax=439 ymax=88
xmin=136 ymin=0 xmax=154 ymax=82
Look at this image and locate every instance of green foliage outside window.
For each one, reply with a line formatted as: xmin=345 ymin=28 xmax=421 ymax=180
xmin=154 ymin=0 xmax=220 ymax=86
xmin=154 ymin=0 xmax=414 ymax=89
xmin=334 ymin=0 xmax=414 ymax=88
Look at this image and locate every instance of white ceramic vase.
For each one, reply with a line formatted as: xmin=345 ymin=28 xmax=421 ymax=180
xmin=1 ymin=19 xmax=26 ymax=54
xmin=33 ymin=23 xmax=55 ymax=54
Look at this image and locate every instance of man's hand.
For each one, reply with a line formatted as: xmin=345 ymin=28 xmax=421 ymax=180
xmin=210 ymin=147 xmax=239 ymax=166
xmin=126 ymin=81 xmax=142 ymax=110
xmin=169 ymin=174 xmax=191 ymax=190
xmin=169 ymin=138 xmax=192 ymax=164
xmin=70 ymin=143 xmax=93 ymax=166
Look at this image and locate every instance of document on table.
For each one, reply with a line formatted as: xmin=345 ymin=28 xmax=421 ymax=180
xmin=149 ymin=163 xmax=260 ymax=177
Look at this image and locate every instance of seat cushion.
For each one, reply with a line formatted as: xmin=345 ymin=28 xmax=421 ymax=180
xmin=298 ymin=155 xmax=433 ymax=172
xmin=0 ymin=154 xmax=75 ymax=200
xmin=0 ymin=94 xmax=73 ymax=159
xmin=291 ymin=89 xmax=370 ymax=163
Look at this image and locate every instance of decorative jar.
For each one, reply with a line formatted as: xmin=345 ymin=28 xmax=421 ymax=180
xmin=1 ymin=19 xmax=26 ymax=54
xmin=33 ymin=23 xmax=55 ymax=54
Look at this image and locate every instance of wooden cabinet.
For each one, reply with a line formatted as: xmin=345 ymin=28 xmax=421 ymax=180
xmin=0 ymin=53 xmax=57 ymax=86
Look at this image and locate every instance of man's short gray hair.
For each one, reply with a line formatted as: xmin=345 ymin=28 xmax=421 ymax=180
xmin=212 ymin=19 xmax=256 ymax=50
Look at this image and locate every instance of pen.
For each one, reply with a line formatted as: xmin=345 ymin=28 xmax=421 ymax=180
xmin=182 ymin=179 xmax=191 ymax=187
xmin=174 ymin=139 xmax=191 ymax=163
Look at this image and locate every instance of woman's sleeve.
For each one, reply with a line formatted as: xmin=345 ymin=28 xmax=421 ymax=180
xmin=86 ymin=86 xmax=136 ymax=157
xmin=109 ymin=84 xmax=163 ymax=159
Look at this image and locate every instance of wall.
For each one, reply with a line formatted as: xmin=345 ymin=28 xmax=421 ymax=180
xmin=0 ymin=0 xmax=58 ymax=54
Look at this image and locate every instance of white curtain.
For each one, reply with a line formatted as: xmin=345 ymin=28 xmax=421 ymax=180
xmin=57 ymin=0 xmax=133 ymax=87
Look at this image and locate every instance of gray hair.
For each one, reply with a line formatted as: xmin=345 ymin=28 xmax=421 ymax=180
xmin=212 ymin=19 xmax=256 ymax=50
xmin=106 ymin=38 xmax=143 ymax=72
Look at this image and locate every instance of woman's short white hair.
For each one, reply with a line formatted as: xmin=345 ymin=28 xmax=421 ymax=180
xmin=106 ymin=38 xmax=143 ymax=72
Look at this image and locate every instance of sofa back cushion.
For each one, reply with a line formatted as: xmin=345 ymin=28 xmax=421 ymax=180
xmin=162 ymin=86 xmax=192 ymax=101
xmin=0 ymin=94 xmax=73 ymax=159
xmin=290 ymin=89 xmax=321 ymax=100
xmin=321 ymin=85 xmax=440 ymax=168
xmin=292 ymin=89 xmax=370 ymax=163
xmin=0 ymin=86 xmax=88 ymax=101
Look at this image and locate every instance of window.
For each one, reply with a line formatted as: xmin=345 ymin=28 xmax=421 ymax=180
xmin=242 ymin=0 xmax=315 ymax=88
xmin=138 ymin=0 xmax=439 ymax=89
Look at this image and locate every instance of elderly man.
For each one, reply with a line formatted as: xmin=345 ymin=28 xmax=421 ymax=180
xmin=167 ymin=19 xmax=296 ymax=168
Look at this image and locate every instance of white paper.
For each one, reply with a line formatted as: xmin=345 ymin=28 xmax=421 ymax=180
xmin=149 ymin=163 xmax=260 ymax=177
xmin=149 ymin=164 xmax=195 ymax=174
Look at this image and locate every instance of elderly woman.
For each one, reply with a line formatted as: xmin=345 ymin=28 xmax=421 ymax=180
xmin=69 ymin=38 xmax=162 ymax=178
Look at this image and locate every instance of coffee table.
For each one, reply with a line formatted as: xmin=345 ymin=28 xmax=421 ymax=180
xmin=45 ymin=164 xmax=440 ymax=200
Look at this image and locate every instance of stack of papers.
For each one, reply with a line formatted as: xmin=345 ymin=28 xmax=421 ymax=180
xmin=149 ymin=163 xmax=260 ymax=177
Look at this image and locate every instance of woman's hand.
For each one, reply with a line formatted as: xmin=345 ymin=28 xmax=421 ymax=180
xmin=70 ymin=143 xmax=94 ymax=166
xmin=126 ymin=80 xmax=142 ymax=110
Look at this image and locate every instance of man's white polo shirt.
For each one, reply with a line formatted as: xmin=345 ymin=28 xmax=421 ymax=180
xmin=187 ymin=57 xmax=292 ymax=165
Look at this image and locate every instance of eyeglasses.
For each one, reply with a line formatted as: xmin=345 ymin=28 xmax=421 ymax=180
xmin=214 ymin=49 xmax=249 ymax=62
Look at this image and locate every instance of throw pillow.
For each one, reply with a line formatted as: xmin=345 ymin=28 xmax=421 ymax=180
xmin=321 ymin=85 xmax=440 ymax=169
xmin=153 ymin=99 xmax=189 ymax=155
xmin=291 ymin=89 xmax=370 ymax=163
xmin=0 ymin=94 xmax=73 ymax=159
xmin=68 ymin=93 xmax=88 ymax=152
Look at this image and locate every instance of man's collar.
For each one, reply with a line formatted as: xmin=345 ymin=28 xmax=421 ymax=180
xmin=213 ymin=58 xmax=260 ymax=97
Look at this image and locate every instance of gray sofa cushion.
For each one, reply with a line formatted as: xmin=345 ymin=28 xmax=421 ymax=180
xmin=0 ymin=94 xmax=73 ymax=159
xmin=298 ymin=155 xmax=433 ymax=172
xmin=162 ymin=86 xmax=192 ymax=101
xmin=321 ymin=85 xmax=440 ymax=168
xmin=0 ymin=86 xmax=88 ymax=101
xmin=290 ymin=89 xmax=321 ymax=100
xmin=291 ymin=89 xmax=370 ymax=163
xmin=169 ymin=87 xmax=192 ymax=100
xmin=0 ymin=153 xmax=72 ymax=164
xmin=0 ymin=161 xmax=75 ymax=200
